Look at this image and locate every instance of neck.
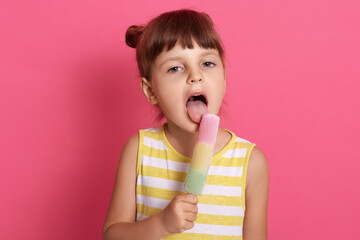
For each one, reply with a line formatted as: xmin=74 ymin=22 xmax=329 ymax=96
xmin=164 ymin=122 xmax=198 ymax=158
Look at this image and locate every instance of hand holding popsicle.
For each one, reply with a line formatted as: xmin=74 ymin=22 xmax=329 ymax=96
xmin=159 ymin=194 xmax=198 ymax=234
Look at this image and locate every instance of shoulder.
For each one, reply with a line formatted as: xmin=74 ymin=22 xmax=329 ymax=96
xmin=116 ymin=132 xmax=139 ymax=176
xmin=246 ymin=146 xmax=269 ymax=189
xmin=249 ymin=146 xmax=267 ymax=164
xmin=121 ymin=132 xmax=139 ymax=156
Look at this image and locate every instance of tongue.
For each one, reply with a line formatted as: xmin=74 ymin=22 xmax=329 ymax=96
xmin=186 ymin=100 xmax=208 ymax=123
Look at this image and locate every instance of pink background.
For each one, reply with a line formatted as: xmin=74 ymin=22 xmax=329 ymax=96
xmin=1 ymin=0 xmax=359 ymax=239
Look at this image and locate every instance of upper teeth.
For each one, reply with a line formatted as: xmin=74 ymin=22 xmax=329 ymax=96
xmin=188 ymin=94 xmax=204 ymax=102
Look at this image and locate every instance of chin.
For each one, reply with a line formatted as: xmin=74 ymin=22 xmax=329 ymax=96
xmin=166 ymin=116 xmax=200 ymax=134
xmin=186 ymin=121 xmax=201 ymax=133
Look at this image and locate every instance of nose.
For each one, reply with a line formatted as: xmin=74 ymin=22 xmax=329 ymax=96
xmin=187 ymin=67 xmax=203 ymax=84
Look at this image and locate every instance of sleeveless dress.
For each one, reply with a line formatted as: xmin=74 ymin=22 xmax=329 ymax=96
xmin=136 ymin=125 xmax=256 ymax=239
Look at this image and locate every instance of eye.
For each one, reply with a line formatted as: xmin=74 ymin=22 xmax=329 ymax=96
xmin=202 ymin=62 xmax=215 ymax=68
xmin=168 ymin=66 xmax=183 ymax=73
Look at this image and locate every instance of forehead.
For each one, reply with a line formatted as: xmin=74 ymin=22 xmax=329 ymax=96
xmin=154 ymin=41 xmax=220 ymax=66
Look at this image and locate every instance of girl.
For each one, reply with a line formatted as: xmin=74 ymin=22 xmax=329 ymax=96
xmin=102 ymin=9 xmax=268 ymax=240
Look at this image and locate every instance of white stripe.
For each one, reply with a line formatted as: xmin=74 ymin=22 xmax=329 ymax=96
xmin=203 ymin=184 xmax=242 ymax=197
xmin=208 ymin=166 xmax=243 ymax=177
xmin=137 ymin=195 xmax=170 ymax=209
xmin=136 ymin=195 xmax=244 ymax=217
xmin=144 ymin=127 xmax=160 ymax=132
xmin=143 ymin=136 xmax=168 ymax=150
xmin=185 ymin=223 xmax=242 ymax=236
xmin=198 ymin=204 xmax=244 ymax=216
xmin=235 ymin=137 xmax=250 ymax=143
xmin=221 ymin=148 xmax=247 ymax=158
xmin=137 ymin=175 xmax=185 ymax=192
xmin=142 ymin=155 xmax=190 ymax=172
xmin=136 ymin=213 xmax=148 ymax=221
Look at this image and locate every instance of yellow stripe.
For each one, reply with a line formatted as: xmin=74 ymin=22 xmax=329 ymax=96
xmin=143 ymin=129 xmax=162 ymax=140
xmin=143 ymin=145 xmax=168 ymax=158
xmin=137 ymin=203 xmax=162 ymax=216
xmin=196 ymin=214 xmax=244 ymax=226
xmin=137 ymin=131 xmax=143 ymax=177
xmin=198 ymin=194 xmax=242 ymax=206
xmin=136 ymin=185 xmax=184 ymax=201
xmin=142 ymin=165 xmax=187 ymax=182
xmin=164 ymin=232 xmax=242 ymax=240
xmin=136 ymin=185 xmax=243 ymax=207
xmin=211 ymin=157 xmax=246 ymax=167
xmin=242 ymin=143 xmax=256 ymax=211
xmin=142 ymin=145 xmax=191 ymax=164
xmin=206 ymin=175 xmax=242 ymax=187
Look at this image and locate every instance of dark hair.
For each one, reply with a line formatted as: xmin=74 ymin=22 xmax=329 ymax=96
xmin=125 ymin=9 xmax=225 ymax=80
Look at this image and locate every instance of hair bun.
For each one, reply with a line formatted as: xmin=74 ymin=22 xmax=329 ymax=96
xmin=125 ymin=25 xmax=144 ymax=48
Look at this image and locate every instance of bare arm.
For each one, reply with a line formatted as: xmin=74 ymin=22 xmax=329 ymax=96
xmin=243 ymin=146 xmax=269 ymax=240
xmin=102 ymin=133 xmax=198 ymax=240
xmin=102 ymin=133 xmax=166 ymax=240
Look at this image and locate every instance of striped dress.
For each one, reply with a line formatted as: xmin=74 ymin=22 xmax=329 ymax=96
xmin=136 ymin=125 xmax=256 ymax=240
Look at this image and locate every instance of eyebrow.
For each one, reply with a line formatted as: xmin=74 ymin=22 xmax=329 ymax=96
xmin=158 ymin=50 xmax=220 ymax=68
xmin=159 ymin=57 xmax=182 ymax=67
xmin=200 ymin=50 xmax=219 ymax=57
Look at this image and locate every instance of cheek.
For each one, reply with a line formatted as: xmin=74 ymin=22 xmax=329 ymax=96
xmin=155 ymin=86 xmax=182 ymax=108
xmin=214 ymin=76 xmax=226 ymax=105
xmin=215 ymin=73 xmax=226 ymax=92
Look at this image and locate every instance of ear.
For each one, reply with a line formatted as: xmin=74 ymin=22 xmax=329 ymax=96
xmin=140 ymin=77 xmax=158 ymax=104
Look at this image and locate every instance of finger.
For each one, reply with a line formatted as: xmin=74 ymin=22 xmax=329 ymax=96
xmin=184 ymin=220 xmax=195 ymax=231
xmin=185 ymin=212 xmax=198 ymax=222
xmin=181 ymin=194 xmax=198 ymax=204
xmin=182 ymin=202 xmax=198 ymax=213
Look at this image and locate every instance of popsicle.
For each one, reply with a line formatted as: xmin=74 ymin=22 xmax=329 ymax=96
xmin=185 ymin=100 xmax=220 ymax=195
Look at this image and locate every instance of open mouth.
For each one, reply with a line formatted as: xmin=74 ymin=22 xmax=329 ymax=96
xmin=187 ymin=94 xmax=207 ymax=105
xmin=186 ymin=94 xmax=208 ymax=123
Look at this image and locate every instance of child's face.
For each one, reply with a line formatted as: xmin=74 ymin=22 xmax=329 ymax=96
xmin=142 ymin=41 xmax=226 ymax=132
